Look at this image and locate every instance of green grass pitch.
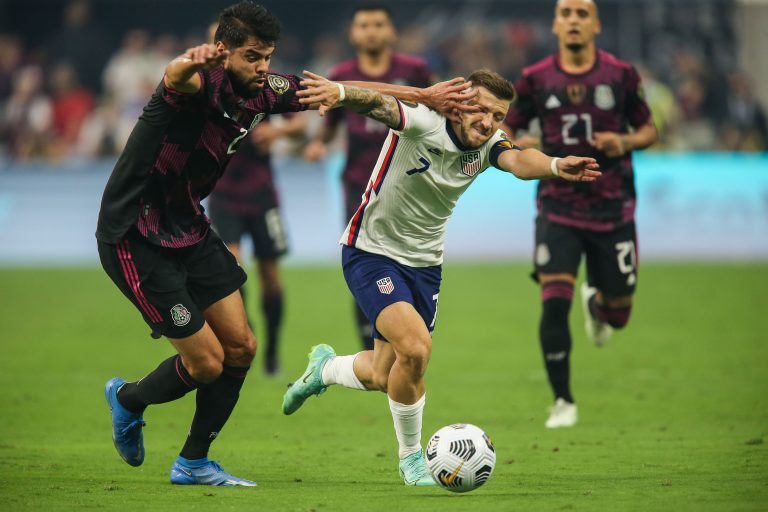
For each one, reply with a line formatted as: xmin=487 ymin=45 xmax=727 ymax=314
xmin=0 ymin=263 xmax=766 ymax=511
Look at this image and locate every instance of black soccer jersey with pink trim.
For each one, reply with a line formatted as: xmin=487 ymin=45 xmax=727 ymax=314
xmin=326 ymin=54 xmax=433 ymax=192
xmin=506 ymin=50 xmax=652 ymax=231
xmin=96 ymin=69 xmax=306 ymax=247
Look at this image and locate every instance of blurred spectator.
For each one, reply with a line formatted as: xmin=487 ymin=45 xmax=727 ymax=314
xmin=48 ymin=61 xmax=95 ymax=159
xmin=0 ymin=34 xmax=24 ymax=100
xmin=718 ymin=71 xmax=767 ymax=151
xmin=102 ymin=29 xmax=168 ymax=151
xmin=76 ymin=97 xmax=121 ymax=158
xmin=46 ymin=0 xmax=112 ymax=95
xmin=0 ymin=65 xmax=52 ymax=159
xmin=637 ymin=65 xmax=681 ymax=149
xmin=668 ymin=76 xmax=717 ymax=151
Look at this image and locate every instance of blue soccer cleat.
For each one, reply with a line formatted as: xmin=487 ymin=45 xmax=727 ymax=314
xmin=170 ymin=457 xmax=257 ymax=486
xmin=282 ymin=344 xmax=336 ymax=415
xmin=104 ymin=377 xmax=146 ymax=467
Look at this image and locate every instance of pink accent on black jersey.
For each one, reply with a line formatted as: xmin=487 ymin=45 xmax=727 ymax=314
xmin=96 ymin=68 xmax=306 ymax=248
xmin=327 ymin=54 xmax=432 ymax=193
xmin=116 ymin=240 xmax=163 ymax=323
xmin=506 ymin=50 xmax=653 ymax=231
xmin=346 ymin=133 xmax=400 ymax=247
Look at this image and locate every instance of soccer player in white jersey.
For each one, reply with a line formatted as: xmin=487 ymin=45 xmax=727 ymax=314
xmin=282 ymin=69 xmax=601 ymax=486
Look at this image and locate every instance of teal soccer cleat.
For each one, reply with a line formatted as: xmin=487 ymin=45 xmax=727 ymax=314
xmin=399 ymin=450 xmax=436 ymax=486
xmin=170 ymin=457 xmax=257 ymax=486
xmin=104 ymin=377 xmax=145 ymax=467
xmin=282 ymin=344 xmax=336 ymax=415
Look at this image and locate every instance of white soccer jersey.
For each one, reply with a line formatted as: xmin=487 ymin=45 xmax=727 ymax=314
xmin=341 ymin=101 xmax=517 ymax=267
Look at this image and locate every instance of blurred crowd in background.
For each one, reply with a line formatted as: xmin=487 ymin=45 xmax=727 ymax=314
xmin=0 ymin=0 xmax=766 ymax=164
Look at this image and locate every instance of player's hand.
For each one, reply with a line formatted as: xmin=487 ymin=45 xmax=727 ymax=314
xmin=182 ymin=44 xmax=229 ymax=70
xmin=591 ymin=131 xmax=627 ymax=158
xmin=419 ymin=77 xmax=480 ymax=121
xmin=297 ymin=70 xmax=340 ymax=116
xmin=555 ymin=156 xmax=601 ymax=182
xmin=304 ymin=140 xmax=327 ymax=162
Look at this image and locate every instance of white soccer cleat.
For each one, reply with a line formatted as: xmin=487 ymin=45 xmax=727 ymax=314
xmin=545 ymin=398 xmax=578 ymax=428
xmin=580 ymin=282 xmax=613 ymax=347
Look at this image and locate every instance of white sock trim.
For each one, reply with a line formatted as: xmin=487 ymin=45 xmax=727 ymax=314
xmin=388 ymin=394 xmax=426 ymax=459
xmin=321 ymin=353 xmax=366 ymax=390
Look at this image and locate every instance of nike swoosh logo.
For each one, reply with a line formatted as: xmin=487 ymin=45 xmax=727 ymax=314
xmin=440 ymin=462 xmax=464 ymax=486
xmin=302 ymin=367 xmax=315 ymax=384
xmin=176 ymin=466 xmax=192 ymax=476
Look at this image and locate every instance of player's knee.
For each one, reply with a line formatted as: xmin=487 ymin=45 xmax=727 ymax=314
xmin=397 ymin=337 xmax=432 ymax=378
xmin=224 ymin=331 xmax=257 ymax=366
xmin=599 ymin=296 xmax=633 ymax=328
xmin=187 ymin=357 xmax=224 ymax=383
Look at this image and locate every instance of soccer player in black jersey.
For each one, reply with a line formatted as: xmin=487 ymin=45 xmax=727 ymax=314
xmin=505 ymin=0 xmax=658 ymax=428
xmin=97 ymin=1 xmax=310 ymax=486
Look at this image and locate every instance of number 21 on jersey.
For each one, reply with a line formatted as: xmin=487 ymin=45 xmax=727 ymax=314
xmin=561 ymin=113 xmax=593 ymax=145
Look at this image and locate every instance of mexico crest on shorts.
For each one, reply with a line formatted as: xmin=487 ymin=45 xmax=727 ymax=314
xmin=170 ymin=304 xmax=191 ymax=326
xmin=594 ymin=84 xmax=615 ymax=110
xmin=267 ymin=74 xmax=290 ymax=95
xmin=376 ymin=277 xmax=395 ymax=295
xmin=460 ymin=151 xmax=482 ymax=177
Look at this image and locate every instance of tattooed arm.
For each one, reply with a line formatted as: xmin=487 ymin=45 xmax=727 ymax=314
xmin=337 ymin=85 xmax=402 ymax=129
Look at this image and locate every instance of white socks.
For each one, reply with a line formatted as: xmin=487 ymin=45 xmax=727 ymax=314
xmin=321 ymin=354 xmax=366 ymax=390
xmin=388 ymin=394 xmax=425 ymax=459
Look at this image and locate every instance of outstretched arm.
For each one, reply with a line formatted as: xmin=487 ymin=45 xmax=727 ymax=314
xmin=297 ymin=71 xmax=477 ymax=121
xmin=497 ymin=148 xmax=601 ymax=182
xmin=164 ymin=43 xmax=229 ymax=93
xmin=297 ymin=71 xmax=402 ymax=128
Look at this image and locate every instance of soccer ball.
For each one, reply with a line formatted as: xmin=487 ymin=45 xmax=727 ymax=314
xmin=425 ymin=423 xmax=496 ymax=493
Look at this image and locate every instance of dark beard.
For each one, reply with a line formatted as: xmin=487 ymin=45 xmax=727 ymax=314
xmin=565 ymin=43 xmax=584 ymax=53
xmin=228 ymin=71 xmax=261 ymax=99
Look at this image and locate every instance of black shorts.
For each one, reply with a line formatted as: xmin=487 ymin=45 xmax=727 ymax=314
xmin=532 ymin=216 xmax=639 ymax=297
xmin=208 ymin=205 xmax=288 ymax=260
xmin=97 ymin=227 xmax=247 ymax=339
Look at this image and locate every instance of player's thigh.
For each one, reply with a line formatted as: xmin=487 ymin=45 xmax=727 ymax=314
xmin=584 ymin=221 xmax=639 ymax=298
xmin=341 ymin=245 xmax=428 ymax=344
xmin=249 ymin=207 xmax=288 ymax=261
xmin=532 ymin=216 xmax=583 ymax=282
xmin=376 ymin=301 xmax=433 ymax=360
xmin=97 ymin=229 xmax=206 ymax=340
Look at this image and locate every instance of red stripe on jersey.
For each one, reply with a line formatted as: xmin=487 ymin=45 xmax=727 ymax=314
xmin=346 ymin=133 xmax=400 ymax=246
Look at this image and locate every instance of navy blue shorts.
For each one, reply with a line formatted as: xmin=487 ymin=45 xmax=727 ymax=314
xmin=342 ymin=245 xmax=442 ymax=342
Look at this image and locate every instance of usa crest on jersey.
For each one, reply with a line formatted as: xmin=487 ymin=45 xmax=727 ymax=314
xmin=376 ymin=277 xmax=395 ymax=294
xmin=461 ymin=151 xmax=482 ymax=177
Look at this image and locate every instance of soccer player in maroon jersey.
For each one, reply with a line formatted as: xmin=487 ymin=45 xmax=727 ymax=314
xmin=505 ymin=0 xmax=658 ymax=428
xmin=304 ymin=4 xmax=434 ymax=350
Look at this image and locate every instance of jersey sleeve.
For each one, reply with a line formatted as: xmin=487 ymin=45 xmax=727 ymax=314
xmin=624 ymin=66 xmax=653 ymax=128
xmin=504 ymin=73 xmax=537 ymax=131
xmin=489 ymin=131 xmax=521 ymax=169
xmin=262 ymin=73 xmax=309 ymax=114
xmin=397 ymin=101 xmax=442 ymax=136
xmin=160 ymin=72 xmax=206 ymax=112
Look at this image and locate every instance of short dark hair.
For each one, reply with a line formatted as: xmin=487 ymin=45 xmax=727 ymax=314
xmin=351 ymin=4 xmax=393 ymax=20
xmin=215 ymin=1 xmax=281 ymax=48
xmin=466 ymin=69 xmax=517 ymax=103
